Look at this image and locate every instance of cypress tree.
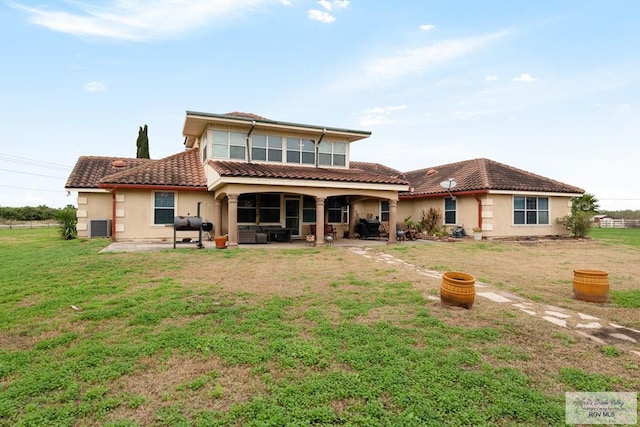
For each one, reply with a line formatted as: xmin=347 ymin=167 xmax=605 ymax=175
xmin=136 ymin=124 xmax=150 ymax=159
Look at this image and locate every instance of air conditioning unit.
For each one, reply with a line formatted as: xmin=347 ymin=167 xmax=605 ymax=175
xmin=88 ymin=219 xmax=112 ymax=238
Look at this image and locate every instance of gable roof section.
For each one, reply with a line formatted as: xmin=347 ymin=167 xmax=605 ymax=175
xmin=403 ymin=158 xmax=584 ymax=196
xmin=65 ymin=156 xmax=153 ymax=189
xmin=208 ymin=161 xmax=410 ymax=186
xmin=65 ymin=149 xmax=206 ymax=190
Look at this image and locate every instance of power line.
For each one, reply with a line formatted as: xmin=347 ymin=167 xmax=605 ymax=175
xmin=0 ymin=153 xmax=71 ymax=170
xmin=0 ymin=168 xmax=66 ymax=179
xmin=0 ymin=184 xmax=65 ymax=193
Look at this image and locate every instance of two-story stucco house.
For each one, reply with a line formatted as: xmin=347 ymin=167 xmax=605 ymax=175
xmin=65 ymin=110 xmax=584 ymax=246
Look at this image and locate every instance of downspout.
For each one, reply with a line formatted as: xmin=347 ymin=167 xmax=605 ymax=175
xmin=111 ymin=188 xmax=117 ymax=241
xmin=473 ymin=194 xmax=482 ymax=230
xmin=246 ymin=120 xmax=256 ymax=162
xmin=314 ymin=128 xmax=326 ymax=167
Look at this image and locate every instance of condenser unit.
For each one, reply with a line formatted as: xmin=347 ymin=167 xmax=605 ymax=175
xmin=88 ymin=219 xmax=112 ymax=238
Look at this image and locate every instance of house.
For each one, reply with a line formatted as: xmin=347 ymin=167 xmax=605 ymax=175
xmin=65 ymin=111 xmax=584 ymax=245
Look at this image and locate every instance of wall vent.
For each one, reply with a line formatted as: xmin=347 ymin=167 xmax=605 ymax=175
xmin=88 ymin=219 xmax=112 ymax=238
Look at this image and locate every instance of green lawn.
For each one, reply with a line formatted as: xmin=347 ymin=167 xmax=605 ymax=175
xmin=589 ymin=226 xmax=640 ymax=247
xmin=0 ymin=229 xmax=637 ymax=426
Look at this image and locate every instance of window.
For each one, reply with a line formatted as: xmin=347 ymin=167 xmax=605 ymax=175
xmin=252 ymin=134 xmax=282 ymax=162
xmin=237 ymin=194 xmax=257 ymax=223
xmin=286 ymin=138 xmax=315 ymax=164
xmin=380 ymin=200 xmax=390 ymax=222
xmin=302 ymin=196 xmax=316 ymax=223
xmin=212 ymin=130 xmax=245 ymax=160
xmin=514 ymin=196 xmax=549 ymax=225
xmin=259 ymin=193 xmax=281 ymax=223
xmin=237 ymin=194 xmax=281 ymax=223
xmin=318 ymin=141 xmax=346 ymax=166
xmin=444 ymin=197 xmax=456 ymax=225
xmin=327 ymin=197 xmax=344 ymax=223
xmin=154 ymin=192 xmax=175 ymax=224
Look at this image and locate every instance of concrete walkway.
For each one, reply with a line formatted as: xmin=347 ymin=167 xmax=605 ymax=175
xmin=348 ymin=246 xmax=640 ymax=358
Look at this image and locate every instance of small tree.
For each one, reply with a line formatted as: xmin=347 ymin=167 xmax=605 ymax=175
xmin=557 ymin=193 xmax=600 ymax=238
xmin=136 ymin=124 xmax=150 ymax=159
xmin=56 ymin=206 xmax=77 ymax=240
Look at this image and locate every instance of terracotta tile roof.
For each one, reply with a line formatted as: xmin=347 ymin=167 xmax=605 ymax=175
xmin=403 ymin=158 xmax=584 ymax=196
xmin=208 ymin=161 xmax=410 ymax=186
xmin=350 ymin=161 xmax=406 ymax=180
xmin=225 ymin=111 xmax=270 ymax=120
xmin=65 ymin=157 xmax=153 ymax=189
xmin=65 ymin=149 xmax=206 ymax=189
xmin=99 ymin=149 xmax=206 ymax=188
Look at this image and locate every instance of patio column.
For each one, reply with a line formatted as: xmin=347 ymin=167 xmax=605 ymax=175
xmin=213 ymin=198 xmax=222 ymax=238
xmin=227 ymin=193 xmax=239 ymax=248
xmin=315 ymin=196 xmax=325 ymax=246
xmin=388 ymin=199 xmax=398 ymax=244
xmin=348 ymin=200 xmax=357 ymax=238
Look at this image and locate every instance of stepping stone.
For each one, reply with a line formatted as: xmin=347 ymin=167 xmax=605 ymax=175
xmin=426 ymin=295 xmax=440 ymax=301
xmin=631 ymin=351 xmax=640 ymax=358
xmin=578 ymin=313 xmax=600 ymax=320
xmin=477 ymin=292 xmax=511 ymax=303
xmin=512 ymin=303 xmax=534 ymax=309
xmin=542 ymin=316 xmax=567 ymax=327
xmin=575 ymin=330 xmax=607 ymax=345
xmin=519 ymin=309 xmax=537 ymax=316
xmin=576 ymin=322 xmax=602 ymax=329
xmin=610 ymin=333 xmax=637 ymax=343
xmin=545 ymin=310 xmax=572 ymax=319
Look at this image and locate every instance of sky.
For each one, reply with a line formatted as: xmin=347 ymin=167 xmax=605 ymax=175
xmin=1 ymin=0 xmax=639 ymax=211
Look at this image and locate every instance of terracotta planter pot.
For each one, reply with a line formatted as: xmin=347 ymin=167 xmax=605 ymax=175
xmin=573 ymin=269 xmax=609 ymax=303
xmin=214 ymin=236 xmax=228 ymax=249
xmin=440 ymin=271 xmax=476 ymax=309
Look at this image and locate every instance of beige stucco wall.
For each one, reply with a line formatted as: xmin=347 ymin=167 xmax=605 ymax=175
xmin=77 ymin=189 xmax=213 ymax=242
xmin=396 ymin=193 xmax=573 ymax=237
xmin=76 ymin=192 xmax=112 ymax=238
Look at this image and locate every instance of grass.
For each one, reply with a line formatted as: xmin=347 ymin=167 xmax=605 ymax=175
xmin=0 ymin=228 xmax=638 ymax=426
xmin=589 ymin=226 xmax=640 ymax=247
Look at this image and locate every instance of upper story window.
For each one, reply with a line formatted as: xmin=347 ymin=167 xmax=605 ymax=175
xmin=318 ymin=141 xmax=346 ymax=166
xmin=286 ymin=138 xmax=315 ymax=165
xmin=154 ymin=192 xmax=175 ymax=225
xmin=444 ymin=197 xmax=457 ymax=225
xmin=251 ymin=134 xmax=282 ymax=162
xmin=514 ymin=196 xmax=549 ymax=225
xmin=212 ymin=130 xmax=245 ymax=160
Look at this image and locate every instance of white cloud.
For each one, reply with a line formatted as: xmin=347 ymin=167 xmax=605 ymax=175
xmin=85 ymin=82 xmax=106 ymax=92
xmin=485 ymin=75 xmax=498 ymax=81
xmin=281 ymin=0 xmax=292 ymax=5
xmin=9 ymin=0 xmax=278 ymax=41
xmin=419 ymin=24 xmax=435 ymax=31
xmin=512 ymin=73 xmax=536 ymax=82
xmin=318 ymin=0 xmax=332 ymax=10
xmin=348 ymin=31 xmax=508 ymax=88
xmin=308 ymin=9 xmax=335 ymax=23
xmin=359 ymin=105 xmax=407 ymax=126
xmin=333 ymin=0 xmax=350 ymax=8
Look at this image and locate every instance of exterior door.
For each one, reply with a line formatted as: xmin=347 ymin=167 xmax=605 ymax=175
xmin=285 ymin=198 xmax=300 ymax=237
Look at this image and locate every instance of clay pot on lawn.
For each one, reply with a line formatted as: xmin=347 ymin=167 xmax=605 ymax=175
xmin=214 ymin=236 xmax=228 ymax=249
xmin=440 ymin=271 xmax=476 ymax=309
xmin=573 ymin=269 xmax=609 ymax=303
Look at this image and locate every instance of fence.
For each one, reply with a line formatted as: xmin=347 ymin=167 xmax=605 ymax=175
xmin=599 ymin=218 xmax=640 ymax=228
xmin=0 ymin=221 xmax=57 ymax=229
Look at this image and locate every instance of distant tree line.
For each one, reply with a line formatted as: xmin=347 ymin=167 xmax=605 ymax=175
xmin=0 ymin=205 xmax=74 ymax=221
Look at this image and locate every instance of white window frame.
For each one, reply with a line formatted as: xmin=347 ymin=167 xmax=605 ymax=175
xmin=153 ymin=192 xmax=175 ymax=225
xmin=513 ymin=196 xmax=549 ymax=225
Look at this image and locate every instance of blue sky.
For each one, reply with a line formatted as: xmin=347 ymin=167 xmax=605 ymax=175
xmin=1 ymin=0 xmax=638 ymax=210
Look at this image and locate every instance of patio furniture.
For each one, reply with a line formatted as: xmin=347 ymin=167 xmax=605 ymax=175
xmin=356 ymin=218 xmax=381 ymax=239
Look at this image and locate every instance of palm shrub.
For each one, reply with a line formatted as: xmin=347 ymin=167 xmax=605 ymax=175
xmin=56 ymin=206 xmax=77 ymax=240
